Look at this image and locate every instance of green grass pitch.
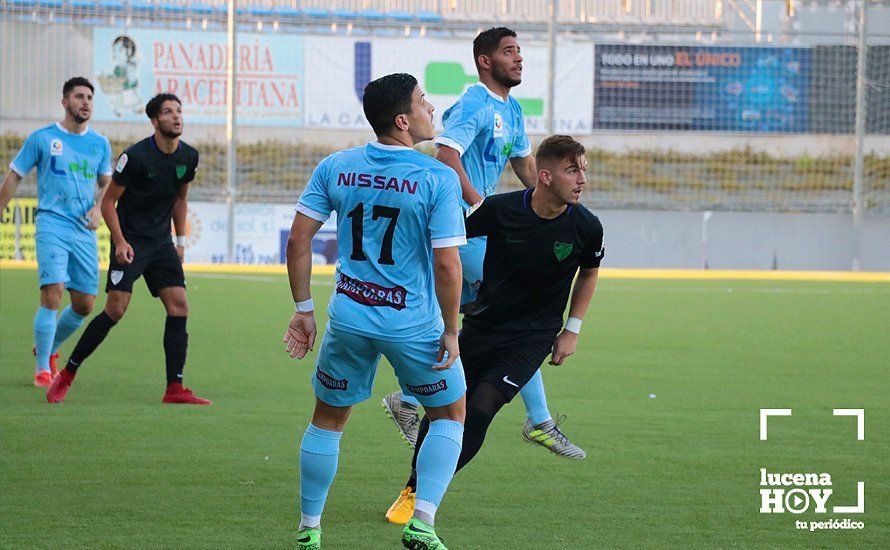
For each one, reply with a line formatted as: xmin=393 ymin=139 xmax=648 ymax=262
xmin=1 ymin=267 xmax=888 ymax=549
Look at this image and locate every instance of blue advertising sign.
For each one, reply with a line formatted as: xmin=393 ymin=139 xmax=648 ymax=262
xmin=594 ymin=45 xmax=810 ymax=132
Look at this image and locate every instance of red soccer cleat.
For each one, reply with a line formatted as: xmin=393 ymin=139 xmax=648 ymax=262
xmin=46 ymin=369 xmax=76 ymax=403
xmin=34 ymin=371 xmax=53 ymax=388
xmin=32 ymin=346 xmax=60 ymax=377
xmin=162 ymin=383 xmax=212 ymax=405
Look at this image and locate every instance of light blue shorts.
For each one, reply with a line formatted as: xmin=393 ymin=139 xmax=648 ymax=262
xmin=35 ymin=231 xmax=99 ymax=295
xmin=312 ymin=323 xmax=466 ymax=408
xmin=459 ymin=236 xmax=486 ymax=304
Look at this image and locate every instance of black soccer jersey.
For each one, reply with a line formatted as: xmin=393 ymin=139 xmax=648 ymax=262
xmin=463 ymin=188 xmax=604 ymax=333
xmin=112 ymin=136 xmax=198 ymax=242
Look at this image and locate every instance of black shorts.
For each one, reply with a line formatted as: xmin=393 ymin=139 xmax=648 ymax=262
xmin=106 ymin=239 xmax=185 ymax=297
xmin=460 ymin=327 xmax=557 ymax=402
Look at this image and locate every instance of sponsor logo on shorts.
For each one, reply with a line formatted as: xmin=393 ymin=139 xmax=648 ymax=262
xmin=315 ymin=369 xmax=348 ymax=391
xmin=336 ymin=273 xmax=407 ymax=310
xmin=110 ymin=270 xmax=124 ymax=285
xmin=406 ymin=379 xmax=448 ymax=396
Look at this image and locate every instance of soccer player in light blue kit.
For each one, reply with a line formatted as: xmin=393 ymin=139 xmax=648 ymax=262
xmin=382 ymin=27 xmax=587 ymax=465
xmin=283 ymin=73 xmax=466 ymax=550
xmin=0 ymin=77 xmax=112 ymax=388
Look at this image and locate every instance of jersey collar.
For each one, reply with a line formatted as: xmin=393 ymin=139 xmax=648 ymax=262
xmin=150 ymin=135 xmax=182 ymax=154
xmin=368 ymin=141 xmax=413 ymax=152
xmin=55 ymin=122 xmax=89 ymax=136
xmin=524 ymin=188 xmax=573 ymax=216
xmin=474 ymin=82 xmax=507 ymax=103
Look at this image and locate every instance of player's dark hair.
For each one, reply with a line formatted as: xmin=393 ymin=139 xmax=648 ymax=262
xmin=536 ymin=135 xmax=586 ymax=167
xmin=473 ymin=27 xmax=517 ymax=70
xmin=362 ymin=73 xmax=418 ymax=137
xmin=62 ymin=77 xmax=94 ymax=97
xmin=113 ymin=35 xmax=136 ymax=58
xmin=145 ymin=93 xmax=182 ymax=119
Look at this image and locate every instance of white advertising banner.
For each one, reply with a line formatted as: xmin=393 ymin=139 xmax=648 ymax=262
xmin=303 ymin=36 xmax=592 ymax=134
xmin=92 ymin=28 xmax=304 ymax=126
xmin=184 ymin=202 xmax=337 ymax=265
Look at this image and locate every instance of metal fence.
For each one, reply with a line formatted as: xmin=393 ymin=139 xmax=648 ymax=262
xmin=1 ymin=0 xmax=888 ymax=219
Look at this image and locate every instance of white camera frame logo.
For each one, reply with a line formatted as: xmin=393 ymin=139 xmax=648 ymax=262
xmin=759 ymin=408 xmax=864 ymax=515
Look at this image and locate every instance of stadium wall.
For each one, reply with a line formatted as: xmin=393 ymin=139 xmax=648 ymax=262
xmin=4 ymin=199 xmax=887 ymax=270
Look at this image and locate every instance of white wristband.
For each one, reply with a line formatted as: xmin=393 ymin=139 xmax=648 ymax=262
xmin=175 ymin=235 xmax=186 ymax=247
xmin=564 ymin=317 xmax=582 ymax=334
xmin=295 ymin=298 xmax=314 ymax=313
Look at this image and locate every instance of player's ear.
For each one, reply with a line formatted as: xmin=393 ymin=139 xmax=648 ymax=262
xmin=477 ymin=54 xmax=492 ymax=71
xmin=538 ymin=168 xmax=552 ymax=186
xmin=394 ymin=113 xmax=410 ymax=132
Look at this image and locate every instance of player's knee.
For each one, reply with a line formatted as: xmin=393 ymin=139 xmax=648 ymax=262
xmin=426 ymin=399 xmax=466 ymax=424
xmin=104 ymin=303 xmax=128 ymax=322
xmin=71 ymin=299 xmax=94 ymax=317
xmin=165 ymin=299 xmax=188 ymax=317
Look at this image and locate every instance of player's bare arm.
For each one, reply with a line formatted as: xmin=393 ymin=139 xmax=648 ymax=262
xmin=510 ymin=154 xmax=537 ymax=189
xmin=86 ymin=174 xmax=112 ymax=230
xmin=171 ymin=183 xmax=189 ymax=262
xmin=436 ymin=144 xmax=483 ymax=206
xmin=101 ymin=181 xmax=134 ymax=264
xmin=550 ymin=267 xmax=598 ymax=366
xmin=432 ymin=245 xmax=462 ymax=371
xmin=284 ymin=212 xmax=323 ymax=359
xmin=0 ymin=170 xmax=23 ymax=212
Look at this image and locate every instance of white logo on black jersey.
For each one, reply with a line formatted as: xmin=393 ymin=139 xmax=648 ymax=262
xmin=115 ymin=153 xmax=128 ymax=173
xmin=110 ymin=270 xmax=124 ymax=285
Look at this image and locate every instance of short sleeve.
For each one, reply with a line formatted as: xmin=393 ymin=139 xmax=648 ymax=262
xmin=579 ymin=217 xmax=605 ymax=269
xmin=296 ymin=157 xmax=332 ymax=222
xmin=9 ymin=132 xmax=41 ymax=177
xmin=184 ymin=149 xmax=199 ymax=184
xmin=510 ymin=102 xmax=531 ymax=158
xmin=429 ymin=168 xmax=467 ymax=249
xmin=434 ymin=99 xmax=486 ymax=157
xmin=112 ymin=150 xmax=134 ymax=187
xmin=98 ymin=138 xmax=113 ymax=176
xmin=464 ymin=196 xmax=497 ymax=238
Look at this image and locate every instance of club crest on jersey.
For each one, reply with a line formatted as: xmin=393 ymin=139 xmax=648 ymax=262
xmin=50 ymin=139 xmax=63 ymax=156
xmin=493 ymin=113 xmax=504 ymax=138
xmin=554 ymin=241 xmax=573 ymax=262
xmin=176 ymin=165 xmax=187 ymax=179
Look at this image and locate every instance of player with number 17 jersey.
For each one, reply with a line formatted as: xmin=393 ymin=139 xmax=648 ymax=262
xmin=296 ymin=142 xmax=467 ymax=341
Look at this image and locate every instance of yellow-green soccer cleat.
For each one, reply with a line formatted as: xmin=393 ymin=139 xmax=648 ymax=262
xmin=385 ymin=487 xmax=416 ymax=524
xmin=402 ymin=518 xmax=447 ymax=550
xmin=297 ymin=526 xmax=321 ymax=550
xmin=522 ymin=414 xmax=586 ymax=459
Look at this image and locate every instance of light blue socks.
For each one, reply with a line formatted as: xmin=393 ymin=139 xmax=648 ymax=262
xmin=52 ymin=306 xmax=87 ymax=354
xmin=415 ymin=419 xmax=463 ymax=525
xmin=33 ymin=306 xmax=57 ymax=373
xmin=520 ymin=369 xmax=552 ymax=425
xmin=299 ymin=423 xmax=342 ymax=528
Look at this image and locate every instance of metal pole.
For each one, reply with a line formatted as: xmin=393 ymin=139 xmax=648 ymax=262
xmin=226 ymin=0 xmax=238 ymax=263
xmin=546 ymin=0 xmax=557 ymax=135
xmin=852 ymin=0 xmax=867 ymax=271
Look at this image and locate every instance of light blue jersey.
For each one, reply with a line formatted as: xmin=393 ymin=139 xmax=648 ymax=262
xmin=297 ymin=142 xmax=466 ymax=341
xmin=10 ymin=123 xmax=113 ymax=239
xmin=434 ymin=82 xmax=531 ymax=207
